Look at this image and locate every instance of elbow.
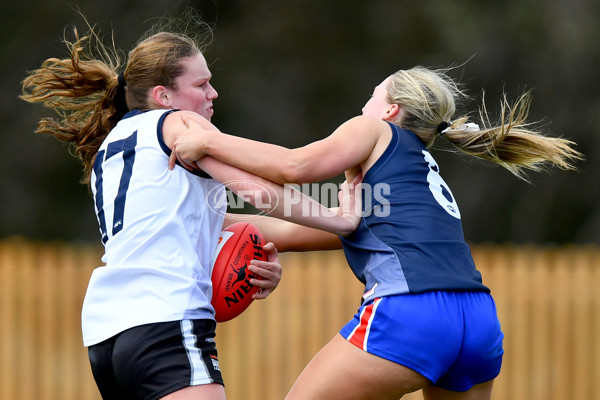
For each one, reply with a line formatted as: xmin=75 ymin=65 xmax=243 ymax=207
xmin=263 ymin=147 xmax=316 ymax=184
xmin=279 ymin=156 xmax=309 ymax=184
xmin=279 ymin=166 xmax=300 ymax=185
xmin=337 ymin=226 xmax=356 ymax=238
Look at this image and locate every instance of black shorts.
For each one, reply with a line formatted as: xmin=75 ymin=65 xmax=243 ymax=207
xmin=88 ymin=319 xmax=223 ymax=400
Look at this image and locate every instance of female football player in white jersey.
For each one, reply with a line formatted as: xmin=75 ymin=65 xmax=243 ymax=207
xmin=21 ymin=14 xmax=361 ymax=400
xmin=169 ymin=66 xmax=582 ymax=399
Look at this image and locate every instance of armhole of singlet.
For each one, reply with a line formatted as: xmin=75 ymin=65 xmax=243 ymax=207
xmin=157 ymin=110 xmax=212 ymax=179
xmin=362 ymin=122 xmax=400 ymax=182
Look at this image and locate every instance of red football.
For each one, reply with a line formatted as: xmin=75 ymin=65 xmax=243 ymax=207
xmin=210 ymin=222 xmax=268 ymax=322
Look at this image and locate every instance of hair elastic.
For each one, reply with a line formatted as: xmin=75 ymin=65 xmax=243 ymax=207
xmin=117 ymin=72 xmax=126 ymax=88
xmin=115 ymin=72 xmax=128 ymax=112
xmin=436 ymin=121 xmax=451 ymax=135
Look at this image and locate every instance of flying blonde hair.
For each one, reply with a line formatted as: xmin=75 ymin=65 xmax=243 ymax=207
xmin=387 ymin=66 xmax=582 ymax=180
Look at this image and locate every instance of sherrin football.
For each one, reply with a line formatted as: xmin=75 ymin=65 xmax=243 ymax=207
xmin=210 ymin=222 xmax=267 ymax=322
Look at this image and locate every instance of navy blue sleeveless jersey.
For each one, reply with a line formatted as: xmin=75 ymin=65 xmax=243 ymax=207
xmin=340 ymin=122 xmax=489 ymax=302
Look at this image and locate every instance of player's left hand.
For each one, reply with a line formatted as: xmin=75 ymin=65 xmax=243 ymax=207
xmin=248 ymin=241 xmax=282 ymax=299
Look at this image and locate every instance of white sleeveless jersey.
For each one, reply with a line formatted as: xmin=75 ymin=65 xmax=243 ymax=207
xmin=82 ymin=109 xmax=225 ymax=346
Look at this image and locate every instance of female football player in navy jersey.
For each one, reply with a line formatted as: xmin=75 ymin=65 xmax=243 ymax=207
xmin=169 ymin=66 xmax=582 ymax=399
xmin=21 ymin=15 xmax=360 ymax=400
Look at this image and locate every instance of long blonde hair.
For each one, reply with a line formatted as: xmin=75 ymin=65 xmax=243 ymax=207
xmin=20 ymin=13 xmax=211 ymax=185
xmin=387 ymin=66 xmax=582 ymax=180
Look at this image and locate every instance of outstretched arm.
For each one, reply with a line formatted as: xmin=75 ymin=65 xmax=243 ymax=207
xmin=168 ymin=111 xmax=383 ymax=185
xmin=223 ymin=214 xmax=343 ymax=253
xmin=163 ymin=110 xmax=361 ymax=244
xmin=195 ymin=155 xmax=361 ymax=237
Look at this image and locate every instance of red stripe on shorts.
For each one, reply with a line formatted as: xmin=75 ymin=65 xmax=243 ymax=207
xmin=347 ymin=298 xmax=381 ymax=351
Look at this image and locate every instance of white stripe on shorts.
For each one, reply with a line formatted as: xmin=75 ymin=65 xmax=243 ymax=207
xmin=180 ymin=320 xmax=212 ymax=385
xmin=363 ymin=298 xmax=381 ymax=351
xmin=346 ymin=298 xmax=382 ymax=352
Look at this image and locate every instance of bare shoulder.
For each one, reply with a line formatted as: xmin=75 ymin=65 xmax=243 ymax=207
xmin=162 ymin=110 xmax=185 ymax=149
xmin=337 ymin=115 xmax=393 ymax=139
xmin=341 ymin=116 xmax=394 ymax=175
xmin=163 ymin=110 xmax=212 ymax=149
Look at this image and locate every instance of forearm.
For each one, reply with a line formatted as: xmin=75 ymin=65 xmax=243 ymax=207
xmin=198 ymin=157 xmax=357 ymax=237
xmin=263 ymin=185 xmax=356 ymax=237
xmin=173 ymin=112 xmax=375 ymax=185
xmin=227 ymin=214 xmax=342 ymax=252
xmin=203 ymin=130 xmax=299 ymax=184
xmin=226 ymin=178 xmax=356 ymax=237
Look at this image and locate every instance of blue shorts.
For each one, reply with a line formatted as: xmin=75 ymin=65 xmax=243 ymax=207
xmin=340 ymin=291 xmax=503 ymax=392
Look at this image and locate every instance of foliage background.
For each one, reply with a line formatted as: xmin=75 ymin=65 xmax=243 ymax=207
xmin=1 ymin=0 xmax=598 ymax=244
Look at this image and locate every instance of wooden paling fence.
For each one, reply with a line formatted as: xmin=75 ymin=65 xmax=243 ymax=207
xmin=0 ymin=238 xmax=599 ymax=400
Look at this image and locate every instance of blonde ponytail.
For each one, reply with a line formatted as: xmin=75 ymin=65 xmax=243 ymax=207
xmin=442 ymin=91 xmax=581 ymax=180
xmin=387 ymin=67 xmax=583 ymax=181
